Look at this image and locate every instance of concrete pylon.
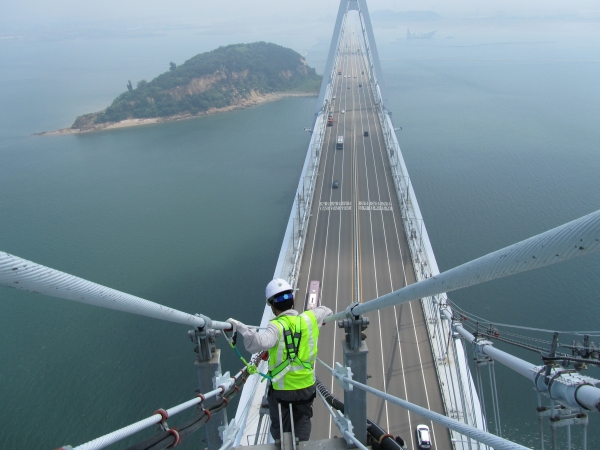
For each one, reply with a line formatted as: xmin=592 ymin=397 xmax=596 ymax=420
xmin=315 ymin=0 xmax=386 ymax=117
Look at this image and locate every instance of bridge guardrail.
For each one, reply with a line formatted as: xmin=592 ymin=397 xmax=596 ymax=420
xmin=275 ymin=109 xmax=327 ymax=288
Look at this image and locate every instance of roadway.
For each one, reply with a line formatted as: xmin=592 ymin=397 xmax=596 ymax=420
xmin=295 ymin=29 xmax=452 ymax=450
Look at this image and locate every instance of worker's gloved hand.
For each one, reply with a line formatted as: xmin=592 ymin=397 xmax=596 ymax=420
xmin=227 ymin=318 xmax=240 ymax=327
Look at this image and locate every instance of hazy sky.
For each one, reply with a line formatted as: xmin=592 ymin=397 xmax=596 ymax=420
xmin=3 ymin=0 xmax=600 ymax=27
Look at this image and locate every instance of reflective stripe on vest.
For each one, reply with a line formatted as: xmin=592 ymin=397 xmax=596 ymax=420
xmin=268 ymin=311 xmax=320 ymax=390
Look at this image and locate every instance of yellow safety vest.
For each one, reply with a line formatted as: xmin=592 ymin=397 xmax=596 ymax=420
xmin=268 ymin=311 xmax=320 ymax=390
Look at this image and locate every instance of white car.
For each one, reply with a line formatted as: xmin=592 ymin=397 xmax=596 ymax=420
xmin=416 ymin=424 xmax=431 ymax=449
xmin=341 ymin=110 xmax=345 ymax=114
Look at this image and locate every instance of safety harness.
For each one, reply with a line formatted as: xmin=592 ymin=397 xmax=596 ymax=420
xmin=268 ymin=315 xmax=313 ymax=381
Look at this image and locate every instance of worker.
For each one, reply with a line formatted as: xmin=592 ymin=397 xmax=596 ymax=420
xmin=227 ymin=278 xmax=332 ymax=443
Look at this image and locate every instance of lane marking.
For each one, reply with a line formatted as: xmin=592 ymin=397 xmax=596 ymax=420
xmin=364 ymin=64 xmax=419 ymax=448
xmin=366 ymin=63 xmax=441 ymax=448
xmin=354 ymin=46 xmax=393 ymax=430
xmin=319 ymin=201 xmax=352 ymax=211
xmin=296 ymin=40 xmax=346 ymax=437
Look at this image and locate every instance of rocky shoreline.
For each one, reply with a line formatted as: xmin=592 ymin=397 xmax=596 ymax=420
xmin=36 ymin=91 xmax=316 ymax=136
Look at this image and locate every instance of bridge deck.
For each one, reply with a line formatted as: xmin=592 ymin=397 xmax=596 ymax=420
xmin=296 ymin=29 xmax=452 ymax=449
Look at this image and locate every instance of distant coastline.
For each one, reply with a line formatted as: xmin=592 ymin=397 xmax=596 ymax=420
xmin=37 ymin=91 xmax=316 ymax=135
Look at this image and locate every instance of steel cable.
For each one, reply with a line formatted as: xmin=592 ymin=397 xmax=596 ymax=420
xmin=124 ymin=365 xmax=252 ymax=450
xmin=326 ymin=208 xmax=600 ymax=322
xmin=0 ymin=251 xmax=231 ymax=330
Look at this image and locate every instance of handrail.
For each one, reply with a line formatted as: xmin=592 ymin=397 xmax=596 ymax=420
xmin=317 ymin=359 xmax=531 ymax=450
xmin=0 ymin=251 xmax=231 ymax=330
xmin=326 ymin=208 xmax=600 ymax=322
xmin=58 ymin=368 xmax=247 ymax=450
xmin=315 ymin=379 xmax=404 ymax=450
xmin=316 ymin=388 xmax=369 ymax=450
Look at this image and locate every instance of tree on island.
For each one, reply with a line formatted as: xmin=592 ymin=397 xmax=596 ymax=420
xmin=127 ymin=80 xmax=133 ymax=93
xmin=169 ymin=62 xmax=177 ymax=71
xmin=137 ymin=80 xmax=148 ymax=89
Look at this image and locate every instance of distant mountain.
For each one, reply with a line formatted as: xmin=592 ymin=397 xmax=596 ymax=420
xmin=72 ymin=42 xmax=321 ymax=130
xmin=370 ymin=10 xmax=442 ymax=22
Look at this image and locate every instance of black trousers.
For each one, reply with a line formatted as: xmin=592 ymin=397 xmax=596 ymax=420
xmin=267 ymin=384 xmax=316 ymax=441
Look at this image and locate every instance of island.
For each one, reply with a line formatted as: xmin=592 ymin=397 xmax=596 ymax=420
xmin=47 ymin=42 xmax=321 ymax=134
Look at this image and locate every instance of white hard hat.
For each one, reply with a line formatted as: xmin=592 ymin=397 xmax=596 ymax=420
xmin=265 ymin=278 xmax=294 ymax=304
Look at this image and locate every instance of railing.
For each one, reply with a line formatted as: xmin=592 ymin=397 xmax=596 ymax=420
xmin=317 ymin=359 xmax=531 ymax=450
xmin=57 ymin=359 xmax=257 ymax=450
xmin=274 ymin=101 xmax=326 ymax=289
xmin=316 ymin=379 xmax=405 ymax=450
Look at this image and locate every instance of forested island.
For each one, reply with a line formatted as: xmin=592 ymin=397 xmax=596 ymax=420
xmin=49 ymin=42 xmax=321 ymax=134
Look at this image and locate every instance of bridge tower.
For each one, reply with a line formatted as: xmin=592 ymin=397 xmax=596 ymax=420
xmin=316 ymin=0 xmax=387 ymax=116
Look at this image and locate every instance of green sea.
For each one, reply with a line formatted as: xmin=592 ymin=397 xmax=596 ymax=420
xmin=1 ymin=18 xmax=599 ymax=449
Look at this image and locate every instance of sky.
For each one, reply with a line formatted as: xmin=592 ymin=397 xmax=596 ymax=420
xmin=2 ymin=0 xmax=600 ymax=31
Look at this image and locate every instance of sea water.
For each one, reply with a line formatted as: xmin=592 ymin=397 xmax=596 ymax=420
xmin=0 ymin=20 xmax=599 ymax=449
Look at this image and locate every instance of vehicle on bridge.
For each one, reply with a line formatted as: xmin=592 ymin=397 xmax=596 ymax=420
xmin=336 ymin=136 xmax=344 ymax=149
xmin=327 ymin=114 xmax=334 ymax=126
xmin=416 ymin=424 xmax=431 ymax=449
xmin=305 ymin=280 xmax=320 ymax=310
xmin=332 ymin=180 xmax=339 ymax=189
xmin=337 ymin=69 xmax=342 ymax=75
xmin=364 ymin=131 xmax=369 ymax=137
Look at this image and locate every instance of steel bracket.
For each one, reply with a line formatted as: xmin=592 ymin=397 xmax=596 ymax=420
xmin=333 ymin=362 xmax=353 ymax=391
xmin=335 ymin=411 xmax=354 ymax=445
xmin=189 ymin=317 xmax=221 ymax=362
xmin=472 ymin=338 xmax=493 ymax=360
xmin=196 ymin=313 xmax=213 ymax=329
xmin=214 ymin=370 xmax=233 ymax=392
xmin=338 ymin=306 xmax=369 ymax=351
xmin=538 ymin=404 xmax=589 ymax=427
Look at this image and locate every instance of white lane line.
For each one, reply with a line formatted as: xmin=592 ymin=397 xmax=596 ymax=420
xmin=326 ymin=30 xmax=355 ymax=437
xmin=367 ymin=67 xmax=439 ymax=449
xmin=328 ymin=32 xmax=354 ymax=438
xmin=296 ymin=31 xmax=344 ymax=437
xmin=367 ymin=76 xmax=424 ymax=448
xmin=353 ymin=43 xmax=391 ymax=431
xmin=356 ymin=45 xmax=404 ymax=434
